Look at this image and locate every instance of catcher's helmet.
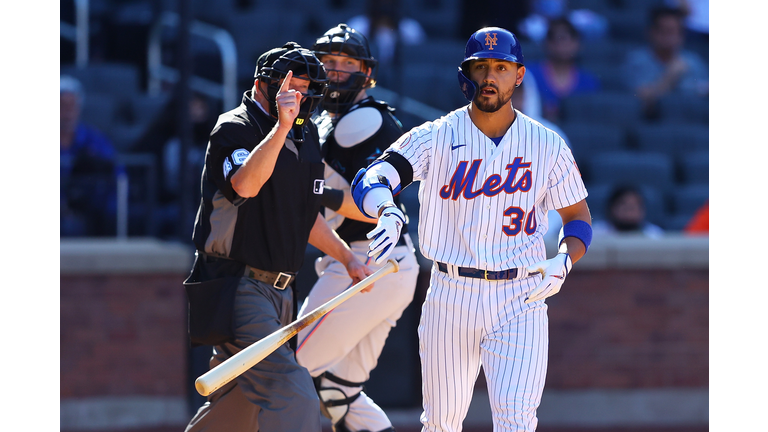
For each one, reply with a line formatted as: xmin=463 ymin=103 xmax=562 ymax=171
xmin=256 ymin=42 xmax=329 ymax=125
xmin=312 ymin=23 xmax=378 ymax=114
xmin=457 ymin=27 xmax=525 ymax=102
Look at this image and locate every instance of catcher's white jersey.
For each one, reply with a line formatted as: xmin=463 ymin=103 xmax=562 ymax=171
xmin=391 ymin=106 xmax=587 ymax=271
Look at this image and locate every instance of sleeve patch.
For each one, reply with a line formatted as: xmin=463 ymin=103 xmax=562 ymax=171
xmin=223 ymin=158 xmax=233 ymax=179
xmin=231 ymin=148 xmax=250 ymax=165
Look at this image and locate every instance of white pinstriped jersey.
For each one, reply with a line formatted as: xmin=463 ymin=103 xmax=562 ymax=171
xmin=390 ymin=106 xmax=587 ymax=271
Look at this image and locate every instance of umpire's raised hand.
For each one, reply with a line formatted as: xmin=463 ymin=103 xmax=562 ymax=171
xmin=275 ymin=70 xmax=303 ymax=130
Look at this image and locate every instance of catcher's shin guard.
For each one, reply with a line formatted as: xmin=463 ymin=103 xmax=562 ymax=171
xmin=313 ymin=372 xmax=396 ymax=432
xmin=314 ymin=372 xmax=364 ymax=428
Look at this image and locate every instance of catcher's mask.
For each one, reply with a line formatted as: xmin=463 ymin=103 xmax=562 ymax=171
xmin=312 ymin=23 xmax=377 ymax=115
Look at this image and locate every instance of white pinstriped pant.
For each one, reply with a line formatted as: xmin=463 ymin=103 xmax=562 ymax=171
xmin=418 ymin=264 xmax=548 ymax=432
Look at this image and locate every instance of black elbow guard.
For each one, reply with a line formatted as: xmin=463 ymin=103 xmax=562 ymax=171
xmin=320 ymin=186 xmax=344 ymax=211
xmin=379 ymin=151 xmax=414 ymax=190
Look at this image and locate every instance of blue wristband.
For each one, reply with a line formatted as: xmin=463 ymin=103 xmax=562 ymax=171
xmin=561 ymin=220 xmax=592 ymax=252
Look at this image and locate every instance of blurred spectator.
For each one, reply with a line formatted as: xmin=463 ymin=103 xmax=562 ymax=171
xmin=622 ymin=6 xmax=709 ymax=120
xmin=683 ymin=200 xmax=708 ymax=234
xmin=664 ymin=0 xmax=708 ymax=60
xmin=346 ymin=0 xmax=426 ymax=88
xmin=593 ymin=185 xmax=664 ymax=238
xmin=60 ymin=75 xmax=122 ymax=237
xmin=518 ymin=0 xmax=608 ymax=43
xmin=132 ymin=90 xmax=217 ymax=239
xmin=524 ymin=17 xmax=601 ymax=124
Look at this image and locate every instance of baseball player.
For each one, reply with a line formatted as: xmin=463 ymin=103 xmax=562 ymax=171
xmin=183 ymin=43 xmax=371 ymax=432
xmin=295 ymin=24 xmax=420 ymax=432
xmin=351 ymin=27 xmax=593 ymax=431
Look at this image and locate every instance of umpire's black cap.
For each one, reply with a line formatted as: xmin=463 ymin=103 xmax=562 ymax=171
xmin=254 ymin=42 xmax=303 ymax=77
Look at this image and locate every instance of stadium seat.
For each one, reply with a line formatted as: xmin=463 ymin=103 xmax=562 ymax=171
xmin=128 ymin=93 xmax=171 ymax=126
xmin=658 ymin=93 xmax=709 ymax=124
xmin=79 ymin=93 xmax=118 ymax=135
xmin=109 ymin=123 xmax=149 ymax=152
xmin=665 ymin=183 xmax=708 ymax=231
xmin=568 ymin=0 xmax=614 ymax=13
xmin=603 ymin=8 xmax=652 ymax=43
xmin=679 ymin=150 xmax=709 ymax=185
xmin=669 ymin=183 xmax=709 ymax=219
xmin=583 ymin=60 xmax=630 ymax=92
xmin=60 ymin=63 xmax=141 ymax=101
xmin=228 ymin=10 xmax=306 ymax=82
xmin=399 ymin=38 xmax=465 ymax=69
xmin=401 ymin=63 xmax=464 ymax=113
xmin=560 ymin=91 xmax=643 ymax=128
xmin=579 ymin=40 xmax=641 ymax=65
xmin=585 ymin=150 xmax=675 ymax=192
xmin=559 ymin=121 xmax=628 ymax=159
xmin=631 ymin=123 xmax=709 ymax=159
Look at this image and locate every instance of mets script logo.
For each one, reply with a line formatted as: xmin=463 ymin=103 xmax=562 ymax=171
xmin=440 ymin=157 xmax=531 ymax=200
xmin=440 ymin=157 xmax=537 ymax=237
xmin=485 ymin=33 xmax=498 ymax=50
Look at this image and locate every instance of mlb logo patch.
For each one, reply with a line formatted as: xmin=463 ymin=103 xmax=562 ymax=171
xmin=314 ymin=179 xmax=324 ymax=194
xmin=231 ymin=149 xmax=249 ymax=165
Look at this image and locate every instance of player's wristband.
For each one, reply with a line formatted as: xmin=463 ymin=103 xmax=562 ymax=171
xmin=377 ymin=202 xmax=398 ymax=217
xmin=320 ymin=186 xmax=344 ymax=211
xmin=560 ymin=220 xmax=592 ymax=252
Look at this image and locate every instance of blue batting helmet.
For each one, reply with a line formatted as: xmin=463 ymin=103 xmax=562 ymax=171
xmin=457 ymin=27 xmax=525 ymax=102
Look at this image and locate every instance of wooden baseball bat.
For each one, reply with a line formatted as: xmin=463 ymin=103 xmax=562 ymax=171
xmin=195 ymin=258 xmax=399 ymax=397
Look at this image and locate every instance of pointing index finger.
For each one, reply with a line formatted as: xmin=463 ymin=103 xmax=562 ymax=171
xmin=278 ymin=69 xmax=293 ymax=95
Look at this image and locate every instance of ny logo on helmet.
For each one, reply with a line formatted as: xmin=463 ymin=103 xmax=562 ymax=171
xmin=485 ymin=33 xmax=497 ymax=50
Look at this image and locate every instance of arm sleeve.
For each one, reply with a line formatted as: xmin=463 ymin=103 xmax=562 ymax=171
xmin=206 ymin=122 xmax=254 ymax=204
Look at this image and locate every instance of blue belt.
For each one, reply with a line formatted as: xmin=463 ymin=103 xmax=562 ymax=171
xmin=436 ymin=262 xmax=519 ymax=280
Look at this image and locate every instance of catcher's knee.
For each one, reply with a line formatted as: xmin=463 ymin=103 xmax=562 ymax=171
xmin=313 ymin=372 xmax=396 ymax=432
xmin=314 ymin=372 xmax=364 ymax=425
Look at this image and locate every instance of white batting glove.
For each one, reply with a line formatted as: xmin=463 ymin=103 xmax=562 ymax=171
xmin=366 ymin=206 xmax=405 ymax=264
xmin=524 ymin=253 xmax=573 ymax=304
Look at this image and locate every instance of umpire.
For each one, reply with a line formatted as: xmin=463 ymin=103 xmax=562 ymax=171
xmin=183 ymin=42 xmax=372 ymax=432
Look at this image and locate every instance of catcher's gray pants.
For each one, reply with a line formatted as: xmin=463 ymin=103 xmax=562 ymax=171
xmin=185 ymin=276 xmax=322 ymax=432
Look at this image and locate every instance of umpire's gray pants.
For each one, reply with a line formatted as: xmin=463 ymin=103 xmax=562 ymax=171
xmin=185 ymin=276 xmax=322 ymax=432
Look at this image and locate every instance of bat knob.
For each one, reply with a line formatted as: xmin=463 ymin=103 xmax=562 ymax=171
xmin=387 ymin=258 xmax=400 ymax=274
xmin=195 ymin=377 xmax=213 ymax=396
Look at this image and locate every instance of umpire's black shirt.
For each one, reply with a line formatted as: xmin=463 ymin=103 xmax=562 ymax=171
xmin=192 ymin=91 xmax=324 ymax=272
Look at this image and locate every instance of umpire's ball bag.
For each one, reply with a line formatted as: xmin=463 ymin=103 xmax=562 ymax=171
xmin=183 ymin=254 xmax=241 ymax=347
